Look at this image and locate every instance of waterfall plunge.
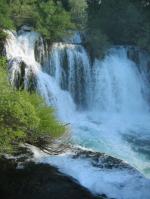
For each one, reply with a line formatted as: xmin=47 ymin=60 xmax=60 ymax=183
xmin=5 ymin=30 xmax=150 ymax=199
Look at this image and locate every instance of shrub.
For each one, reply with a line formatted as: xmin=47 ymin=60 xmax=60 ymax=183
xmin=0 ymin=57 xmax=66 ymax=154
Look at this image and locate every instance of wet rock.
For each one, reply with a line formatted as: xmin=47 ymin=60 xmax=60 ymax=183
xmin=72 ymin=148 xmax=130 ymax=170
xmin=9 ymin=58 xmax=37 ymax=91
xmin=148 ymin=61 xmax=150 ymax=69
xmin=34 ymin=37 xmax=49 ymax=66
xmin=0 ymin=157 xmax=102 ymax=199
xmin=18 ymin=26 xmax=34 ymax=35
xmin=127 ymin=46 xmax=140 ymax=65
xmin=63 ymin=32 xmax=83 ymax=44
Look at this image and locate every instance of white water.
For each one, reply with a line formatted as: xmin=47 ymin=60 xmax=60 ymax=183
xmin=29 ymin=145 xmax=150 ymax=199
xmin=47 ymin=42 xmax=92 ymax=108
xmin=92 ymin=48 xmax=149 ymax=113
xmin=5 ymin=30 xmax=150 ymax=199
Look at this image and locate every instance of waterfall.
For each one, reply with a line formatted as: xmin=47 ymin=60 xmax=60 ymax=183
xmin=45 ymin=42 xmax=92 ymax=108
xmin=91 ymin=47 xmax=149 ymax=113
xmin=5 ymin=29 xmax=150 ymax=199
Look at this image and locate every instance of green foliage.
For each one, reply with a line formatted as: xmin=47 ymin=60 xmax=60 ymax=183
xmin=67 ymin=0 xmax=88 ymax=29
xmin=0 ymin=0 xmax=88 ymax=41
xmin=137 ymin=23 xmax=150 ymax=52
xmin=0 ymin=0 xmax=75 ymax=42
xmin=87 ymin=0 xmax=150 ymax=55
xmin=0 ymin=0 xmax=14 ymax=29
xmin=9 ymin=0 xmax=38 ymax=28
xmin=0 ymin=0 xmax=90 ymax=40
xmin=0 ymin=30 xmax=8 ymax=55
xmin=86 ymin=28 xmax=110 ymax=59
xmin=0 ymin=56 xmax=7 ymax=69
xmin=0 ymin=57 xmax=65 ymax=154
xmin=1 ymin=0 xmax=150 ymax=53
xmin=35 ymin=0 xmax=74 ymax=41
xmin=0 ymin=30 xmax=7 ymax=42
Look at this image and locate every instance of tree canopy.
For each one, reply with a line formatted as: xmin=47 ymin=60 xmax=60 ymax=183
xmin=86 ymin=0 xmax=150 ymax=56
xmin=0 ymin=0 xmax=75 ymax=41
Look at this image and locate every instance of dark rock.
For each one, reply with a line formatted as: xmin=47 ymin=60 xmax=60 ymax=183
xmin=0 ymin=30 xmax=7 ymax=56
xmin=8 ymin=58 xmax=37 ymax=91
xmin=127 ymin=47 xmax=140 ymax=65
xmin=72 ymin=148 xmax=130 ymax=170
xmin=18 ymin=26 xmax=33 ymax=35
xmin=0 ymin=157 xmax=102 ymax=199
xmin=34 ymin=37 xmax=49 ymax=66
xmin=148 ymin=61 xmax=150 ymax=69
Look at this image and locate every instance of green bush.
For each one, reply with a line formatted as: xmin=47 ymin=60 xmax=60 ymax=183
xmin=0 ymin=57 xmax=66 ymax=154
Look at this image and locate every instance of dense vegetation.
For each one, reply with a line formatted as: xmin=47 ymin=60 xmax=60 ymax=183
xmin=86 ymin=0 xmax=150 ymax=56
xmin=0 ymin=0 xmax=87 ymax=42
xmin=0 ymin=0 xmax=150 ymax=54
xmin=0 ymin=57 xmax=65 ymax=154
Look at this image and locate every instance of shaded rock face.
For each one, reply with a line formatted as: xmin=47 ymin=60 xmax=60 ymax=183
xmin=0 ymin=39 xmax=5 ymax=56
xmin=127 ymin=46 xmax=140 ymax=65
xmin=18 ymin=25 xmax=34 ymax=35
xmin=127 ymin=46 xmax=150 ymax=70
xmin=127 ymin=46 xmax=150 ymax=93
xmin=9 ymin=59 xmax=26 ymax=89
xmin=8 ymin=59 xmax=37 ymax=91
xmin=34 ymin=37 xmax=49 ymax=66
xmin=0 ymin=158 xmax=102 ymax=199
xmin=0 ymin=29 xmax=8 ymax=56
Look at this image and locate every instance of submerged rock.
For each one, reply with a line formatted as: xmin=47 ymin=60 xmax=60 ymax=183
xmin=72 ymin=148 xmax=130 ymax=170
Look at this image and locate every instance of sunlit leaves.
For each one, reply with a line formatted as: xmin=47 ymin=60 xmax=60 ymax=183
xmin=0 ymin=58 xmax=66 ymax=154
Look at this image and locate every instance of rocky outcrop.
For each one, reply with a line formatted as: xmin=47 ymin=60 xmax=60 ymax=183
xmin=8 ymin=59 xmax=37 ymax=91
xmin=34 ymin=37 xmax=49 ymax=66
xmin=0 ymin=157 xmax=103 ymax=199
xmin=127 ymin=46 xmax=150 ymax=70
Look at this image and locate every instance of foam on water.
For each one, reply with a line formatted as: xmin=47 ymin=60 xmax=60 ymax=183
xmin=30 ymin=145 xmax=150 ymax=199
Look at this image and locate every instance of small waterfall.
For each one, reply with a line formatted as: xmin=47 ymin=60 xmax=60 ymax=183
xmin=5 ymin=30 xmax=92 ymax=109
xmin=91 ymin=47 xmax=149 ymax=113
xmin=5 ymin=30 xmax=40 ymax=89
xmin=46 ymin=42 xmax=92 ymax=108
xmin=5 ymin=29 xmax=150 ymax=199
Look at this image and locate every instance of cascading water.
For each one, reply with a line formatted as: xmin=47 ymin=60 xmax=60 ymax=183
xmin=5 ymin=30 xmax=76 ymax=121
xmin=5 ymin=29 xmax=150 ymax=199
xmin=91 ymin=48 xmax=149 ymax=113
xmin=46 ymin=42 xmax=92 ymax=108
